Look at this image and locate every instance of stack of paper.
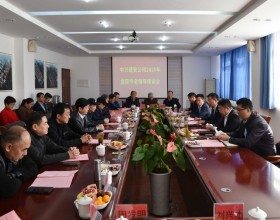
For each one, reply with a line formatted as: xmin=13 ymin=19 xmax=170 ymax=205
xmin=0 ymin=210 xmax=21 ymax=220
xmin=221 ymin=141 xmax=239 ymax=148
xmin=88 ymin=139 xmax=111 ymax=144
xmin=30 ymin=170 xmax=78 ymax=188
xmin=62 ymin=154 xmax=89 ymax=162
xmin=103 ymin=130 xmax=119 ymax=133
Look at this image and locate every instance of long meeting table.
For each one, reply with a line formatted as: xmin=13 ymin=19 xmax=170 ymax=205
xmin=0 ymin=110 xmax=280 ymax=219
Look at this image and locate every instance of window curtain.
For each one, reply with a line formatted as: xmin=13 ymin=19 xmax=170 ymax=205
xmin=260 ymin=34 xmax=275 ymax=109
xmin=220 ymin=45 xmax=251 ymax=100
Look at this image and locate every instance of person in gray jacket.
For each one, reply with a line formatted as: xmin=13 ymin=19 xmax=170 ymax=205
xmin=26 ymin=112 xmax=80 ymax=167
xmin=217 ymin=98 xmax=276 ymax=158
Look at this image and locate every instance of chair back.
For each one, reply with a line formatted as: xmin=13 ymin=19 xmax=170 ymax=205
xmin=262 ymin=115 xmax=271 ymax=124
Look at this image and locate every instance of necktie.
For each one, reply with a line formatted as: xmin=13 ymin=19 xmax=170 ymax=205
xmin=211 ymin=108 xmax=214 ymax=119
xmin=83 ymin=117 xmax=87 ymax=127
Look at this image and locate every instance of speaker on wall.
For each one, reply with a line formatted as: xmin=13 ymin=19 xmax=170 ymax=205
xmin=28 ymin=39 xmax=37 ymax=52
xmin=247 ymin=40 xmax=256 ymax=52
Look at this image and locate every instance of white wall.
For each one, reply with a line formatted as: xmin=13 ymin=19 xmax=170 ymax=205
xmin=69 ymin=57 xmax=99 ymax=104
xmin=182 ymin=56 xmax=211 ymax=108
xmin=0 ymin=33 xmax=69 ymax=109
xmin=251 ymin=39 xmax=280 ymax=142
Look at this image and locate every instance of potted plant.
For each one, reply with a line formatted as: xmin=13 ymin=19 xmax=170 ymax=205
xmin=132 ymin=105 xmax=187 ymax=216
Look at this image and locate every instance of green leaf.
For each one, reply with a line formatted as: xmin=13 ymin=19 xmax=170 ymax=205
xmin=172 ymin=150 xmax=187 ymax=171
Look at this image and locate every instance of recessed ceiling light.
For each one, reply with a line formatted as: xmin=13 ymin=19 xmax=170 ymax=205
xmin=253 ymin=18 xmax=261 ymax=22
xmin=224 ymin=36 xmax=230 ymax=38
xmin=265 ymin=19 xmax=272 ymax=22
xmin=100 ymin=21 xmax=109 ymax=28
xmin=5 ymin=18 xmax=16 ymax=22
xmin=161 ymin=36 xmax=168 ymax=42
xmin=119 ymin=45 xmax=124 ymax=50
xmin=159 ymin=45 xmax=164 ymax=50
xmin=163 ymin=20 xmax=172 ymax=27
xmin=111 ymin=37 xmax=120 ymax=42
xmin=84 ymin=0 xmax=91 ymax=2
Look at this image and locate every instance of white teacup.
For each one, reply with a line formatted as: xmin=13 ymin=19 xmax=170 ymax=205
xmin=248 ymin=207 xmax=267 ymax=220
xmin=74 ymin=196 xmax=92 ymax=219
xmin=122 ymin=122 xmax=128 ymax=130
xmin=116 ymin=116 xmax=121 ymax=123
xmin=96 ymin=144 xmax=105 ymax=156
xmin=124 ymin=131 xmax=131 ymax=140
xmin=131 ymin=105 xmax=136 ymax=110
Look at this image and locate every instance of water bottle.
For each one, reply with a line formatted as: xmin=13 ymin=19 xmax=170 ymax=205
xmin=174 ymin=104 xmax=177 ymax=112
xmin=94 ymin=159 xmax=101 ymax=181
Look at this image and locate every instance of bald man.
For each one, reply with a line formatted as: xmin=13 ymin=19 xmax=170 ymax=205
xmin=0 ymin=126 xmax=38 ymax=199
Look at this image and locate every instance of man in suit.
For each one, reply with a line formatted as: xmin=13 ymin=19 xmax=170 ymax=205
xmin=163 ymin=90 xmax=181 ymax=112
xmin=190 ymin=94 xmax=210 ymax=119
xmin=0 ymin=126 xmax=38 ymax=199
xmin=33 ymin=92 xmax=48 ymax=114
xmin=108 ymin=94 xmax=119 ymax=110
xmin=207 ymin=99 xmax=240 ymax=133
xmin=217 ymin=98 xmax=276 ymax=158
xmin=68 ymin=98 xmax=104 ymax=135
xmin=204 ymin=93 xmax=222 ymax=125
xmin=48 ymin=103 xmax=92 ymax=148
xmin=187 ymin=92 xmax=197 ymax=112
xmin=143 ymin=92 xmax=159 ymax=106
xmin=26 ymin=112 xmax=80 ymax=167
xmin=125 ymin=91 xmax=140 ymax=107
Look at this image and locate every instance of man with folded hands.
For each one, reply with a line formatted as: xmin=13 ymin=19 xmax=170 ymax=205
xmin=69 ymin=98 xmax=104 ymax=135
xmin=190 ymin=94 xmax=210 ymax=120
xmin=216 ymin=98 xmax=276 ymax=158
xmin=0 ymin=126 xmax=38 ymax=199
xmin=87 ymin=98 xmax=109 ymax=125
xmin=163 ymin=90 xmax=181 ymax=112
xmin=26 ymin=112 xmax=80 ymax=167
xmin=206 ymin=99 xmax=240 ymax=133
xmin=48 ymin=103 xmax=92 ymax=148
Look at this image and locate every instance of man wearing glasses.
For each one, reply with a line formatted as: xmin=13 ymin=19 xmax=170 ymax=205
xmin=217 ymin=98 xmax=276 ymax=158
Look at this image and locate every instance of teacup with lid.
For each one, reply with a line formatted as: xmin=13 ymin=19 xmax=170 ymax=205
xmin=248 ymin=207 xmax=267 ymax=220
xmin=74 ymin=195 xmax=92 ymax=219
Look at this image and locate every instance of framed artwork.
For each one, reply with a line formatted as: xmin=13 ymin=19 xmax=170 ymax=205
xmin=0 ymin=52 xmax=12 ymax=90
xmin=46 ymin=62 xmax=58 ymax=88
xmin=35 ymin=59 xmax=44 ymax=89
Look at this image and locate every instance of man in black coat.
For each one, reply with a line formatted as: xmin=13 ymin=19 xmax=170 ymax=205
xmin=48 ymin=103 xmax=92 ymax=148
xmin=0 ymin=126 xmax=38 ymax=199
xmin=125 ymin=91 xmax=140 ymax=107
xmin=33 ymin=92 xmax=48 ymax=114
xmin=204 ymin=93 xmax=222 ymax=125
xmin=163 ymin=90 xmax=181 ymax=112
xmin=26 ymin=112 xmax=80 ymax=167
xmin=217 ymin=98 xmax=276 ymax=158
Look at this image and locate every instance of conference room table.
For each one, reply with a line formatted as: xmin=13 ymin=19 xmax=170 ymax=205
xmin=1 ymin=110 xmax=280 ymax=219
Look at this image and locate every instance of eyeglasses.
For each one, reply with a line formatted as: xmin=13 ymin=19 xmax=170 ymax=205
xmin=236 ymin=108 xmax=246 ymax=112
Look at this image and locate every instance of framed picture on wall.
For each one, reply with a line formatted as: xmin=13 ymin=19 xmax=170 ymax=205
xmin=35 ymin=59 xmax=44 ymax=89
xmin=46 ymin=62 xmax=58 ymax=88
xmin=0 ymin=52 xmax=12 ymax=90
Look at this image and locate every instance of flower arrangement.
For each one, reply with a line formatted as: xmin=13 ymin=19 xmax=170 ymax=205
xmin=132 ymin=105 xmax=187 ymax=174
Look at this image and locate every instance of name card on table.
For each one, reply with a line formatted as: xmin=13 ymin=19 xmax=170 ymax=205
xmin=214 ymin=203 xmax=244 ymax=220
xmin=115 ymin=204 xmax=148 ymax=218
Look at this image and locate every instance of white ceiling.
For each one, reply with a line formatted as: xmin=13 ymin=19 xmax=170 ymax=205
xmin=0 ymin=0 xmax=280 ymax=56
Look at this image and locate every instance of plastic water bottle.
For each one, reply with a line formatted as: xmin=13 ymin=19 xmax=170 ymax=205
xmin=174 ymin=104 xmax=177 ymax=112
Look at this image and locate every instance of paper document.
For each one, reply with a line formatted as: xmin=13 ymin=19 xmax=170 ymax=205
xmin=0 ymin=210 xmax=21 ymax=220
xmin=30 ymin=176 xmax=75 ymax=188
xmin=221 ymin=141 xmax=239 ymax=148
xmin=88 ymin=139 xmax=111 ymax=144
xmin=103 ymin=130 xmax=119 ymax=133
xmin=37 ymin=170 xmax=78 ymax=178
xmin=63 ymin=154 xmax=89 ymax=162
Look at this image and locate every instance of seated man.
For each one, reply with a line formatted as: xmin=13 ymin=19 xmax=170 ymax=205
xmin=44 ymin=92 xmax=53 ymax=112
xmin=143 ymin=92 xmax=159 ymax=105
xmin=108 ymin=94 xmax=119 ymax=110
xmin=87 ymin=98 xmax=109 ymax=125
xmin=17 ymin=98 xmax=34 ymax=123
xmin=190 ymin=94 xmax=210 ymax=119
xmin=33 ymin=92 xmax=48 ymax=114
xmin=187 ymin=92 xmax=197 ymax=112
xmin=94 ymin=97 xmax=111 ymax=121
xmin=0 ymin=96 xmax=20 ymax=126
xmin=113 ymin=92 xmax=121 ymax=108
xmin=27 ymin=112 xmax=80 ymax=167
xmin=163 ymin=90 xmax=181 ymax=112
xmin=217 ymin=98 xmax=276 ymax=158
xmin=204 ymin=93 xmax=222 ymax=125
xmin=125 ymin=91 xmax=140 ymax=107
xmin=0 ymin=126 xmax=38 ymax=199
xmin=206 ymin=99 xmax=240 ymax=133
xmin=48 ymin=103 xmax=92 ymax=148
xmin=69 ymin=98 xmax=104 ymax=135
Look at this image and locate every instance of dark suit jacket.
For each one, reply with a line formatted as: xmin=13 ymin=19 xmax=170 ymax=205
xmin=217 ymin=109 xmax=240 ymax=133
xmin=163 ymin=98 xmax=181 ymax=111
xmin=47 ymin=118 xmax=82 ymax=148
xmin=143 ymin=98 xmax=158 ymax=105
xmin=33 ymin=101 xmax=48 ymax=114
xmin=229 ymin=113 xmax=276 ymax=158
xmin=68 ymin=111 xmax=97 ymax=135
xmin=190 ymin=102 xmax=210 ymax=119
xmin=205 ymin=106 xmax=222 ymax=125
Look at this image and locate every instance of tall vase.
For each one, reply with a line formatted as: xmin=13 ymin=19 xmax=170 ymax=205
xmin=150 ymin=170 xmax=171 ymax=216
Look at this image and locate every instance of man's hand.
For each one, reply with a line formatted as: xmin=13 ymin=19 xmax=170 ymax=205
xmin=104 ymin=118 xmax=110 ymax=124
xmin=68 ymin=147 xmax=80 ymax=159
xmin=216 ymin=133 xmax=230 ymax=141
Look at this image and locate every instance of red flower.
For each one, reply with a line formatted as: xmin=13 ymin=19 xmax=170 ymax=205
xmin=170 ymin=133 xmax=176 ymax=141
xmin=143 ymin=116 xmax=150 ymax=121
xmin=167 ymin=142 xmax=177 ymax=152
xmin=150 ymin=129 xmax=158 ymax=136
xmin=156 ymin=135 xmax=163 ymax=145
xmin=151 ymin=114 xmax=159 ymax=123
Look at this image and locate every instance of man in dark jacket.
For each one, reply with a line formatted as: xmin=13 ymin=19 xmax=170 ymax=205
xmin=33 ymin=92 xmax=48 ymax=114
xmin=204 ymin=93 xmax=222 ymax=125
xmin=190 ymin=94 xmax=210 ymax=119
xmin=26 ymin=112 xmax=80 ymax=167
xmin=217 ymin=98 xmax=276 ymax=158
xmin=69 ymin=98 xmax=104 ymax=135
xmin=163 ymin=90 xmax=181 ymax=112
xmin=125 ymin=91 xmax=140 ymax=107
xmin=48 ymin=103 xmax=91 ymax=148
xmin=0 ymin=126 xmax=38 ymax=199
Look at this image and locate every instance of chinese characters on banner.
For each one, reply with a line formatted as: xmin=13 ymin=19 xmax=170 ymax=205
xmin=115 ymin=204 xmax=148 ymax=218
xmin=214 ymin=203 xmax=244 ymax=220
